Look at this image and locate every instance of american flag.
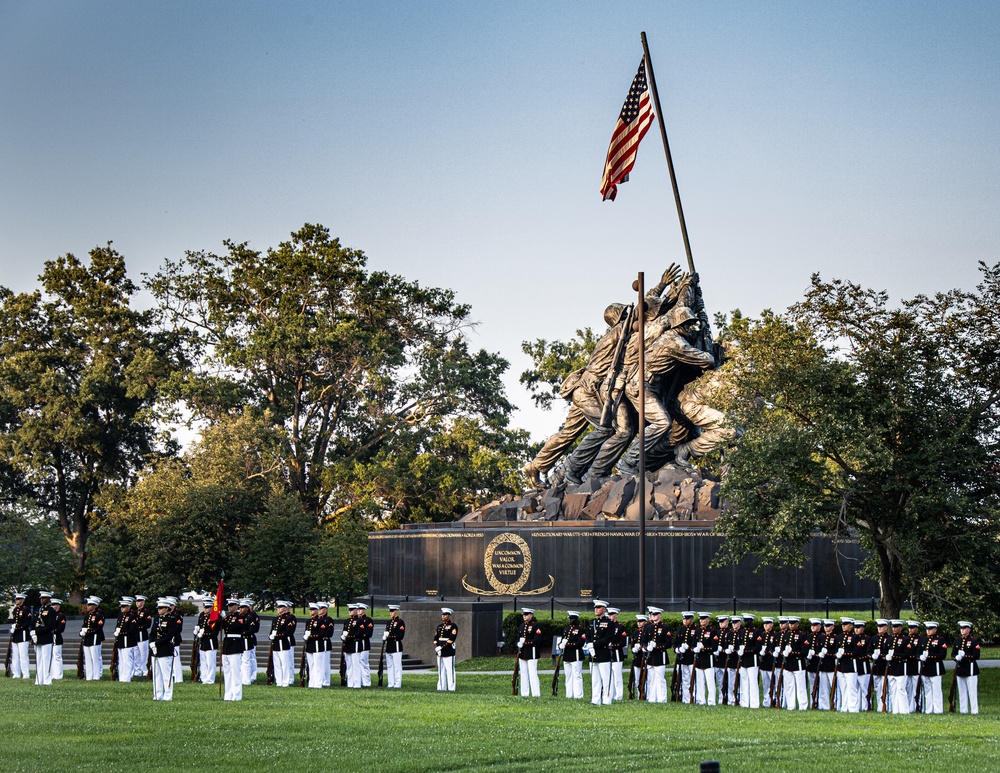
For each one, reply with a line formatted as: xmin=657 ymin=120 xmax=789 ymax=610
xmin=600 ymin=59 xmax=654 ymax=202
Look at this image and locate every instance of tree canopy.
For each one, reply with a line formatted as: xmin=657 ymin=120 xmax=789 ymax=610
xmin=0 ymin=246 xmax=176 ymax=600
xmin=715 ymin=264 xmax=1000 ymax=626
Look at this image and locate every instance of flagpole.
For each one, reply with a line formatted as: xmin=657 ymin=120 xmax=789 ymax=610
xmin=634 ymin=273 xmax=646 ymax=616
xmin=641 ymin=31 xmax=696 ymax=276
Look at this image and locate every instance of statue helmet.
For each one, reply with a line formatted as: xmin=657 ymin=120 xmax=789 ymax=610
xmin=604 ymin=303 xmax=628 ymax=327
xmin=667 ymin=305 xmax=698 ymax=329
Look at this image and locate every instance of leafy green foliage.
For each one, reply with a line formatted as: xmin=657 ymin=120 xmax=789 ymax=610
xmin=148 ymin=224 xmax=525 ymax=523
xmin=0 ymin=246 xmax=176 ymax=596
xmin=0 ymin=502 xmax=76 ymax=597
xmin=715 ymin=264 xmax=1000 ymax=626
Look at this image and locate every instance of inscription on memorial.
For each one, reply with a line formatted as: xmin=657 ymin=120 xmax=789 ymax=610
xmin=462 ymin=532 xmax=554 ymax=596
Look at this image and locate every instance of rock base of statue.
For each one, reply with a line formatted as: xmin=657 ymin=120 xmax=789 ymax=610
xmin=459 ymin=464 xmax=726 ymax=525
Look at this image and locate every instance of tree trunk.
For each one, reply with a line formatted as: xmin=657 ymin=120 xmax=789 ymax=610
xmin=875 ymin=538 xmax=905 ymax=618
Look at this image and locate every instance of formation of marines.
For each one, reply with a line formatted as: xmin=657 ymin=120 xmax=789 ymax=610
xmin=523 ymin=266 xmax=739 ymax=488
xmin=6 ymin=592 xmax=982 ymax=714
xmin=544 ymin=602 xmax=981 ymax=715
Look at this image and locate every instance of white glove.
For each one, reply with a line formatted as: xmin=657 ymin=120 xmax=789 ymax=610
xmin=268 ymin=631 xmax=276 ymax=640
xmin=382 ymin=631 xmax=389 ymax=641
xmin=303 ymin=631 xmax=311 ymax=640
xmin=819 ymin=647 xmax=828 ymax=657
xmin=9 ymin=624 xmax=14 ymax=635
xmin=714 ymin=647 xmax=722 ymax=656
xmin=114 ymin=628 xmax=121 ymax=638
xmin=150 ymin=643 xmax=158 ymax=655
xmin=726 ymin=645 xmax=734 ymax=655
xmin=836 ymin=648 xmax=845 ymax=658
xmin=808 ymin=649 xmax=816 ymax=659
xmin=955 ymin=651 xmax=964 ymax=661
xmin=435 ymin=646 xmax=442 ymax=655
xmin=195 ymin=627 xmax=203 ymax=638
xmin=872 ymin=649 xmax=881 ymax=659
xmin=30 ymin=630 xmax=38 ymax=643
xmin=886 ymin=651 xmax=893 ymax=661
xmin=632 ymin=643 xmax=641 ymax=654
xmin=340 ymin=631 xmax=347 ymax=641
xmin=738 ymin=646 xmax=745 ymax=656
xmin=772 ymin=647 xmax=781 ymax=658
xmin=554 ymin=637 xmax=562 ymax=652
xmin=694 ymin=642 xmax=703 ymax=653
xmin=919 ymin=652 xmax=928 ymax=662
xmin=646 ymin=641 xmax=655 ymax=653
xmin=585 ymin=643 xmax=595 ymax=656
xmin=219 ymin=610 xmax=226 ymax=619
xmin=517 ymin=638 xmax=525 ymax=649
xmin=783 ymin=645 xmax=792 ymax=657
xmin=80 ymin=628 xmax=87 ymax=636
xmin=679 ymin=643 xmax=689 ymax=653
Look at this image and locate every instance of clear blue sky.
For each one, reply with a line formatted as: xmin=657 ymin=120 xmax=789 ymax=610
xmin=3 ymin=1 xmax=998 ymax=440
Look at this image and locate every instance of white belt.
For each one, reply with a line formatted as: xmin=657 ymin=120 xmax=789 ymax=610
xmin=226 ymin=634 xmax=242 ymax=638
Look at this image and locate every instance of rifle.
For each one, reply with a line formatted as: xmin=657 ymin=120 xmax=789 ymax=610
xmin=265 ymin=640 xmax=275 ymax=686
xmin=4 ymin=636 xmax=11 ymax=678
xmin=670 ymin=659 xmax=681 ymax=702
xmin=551 ymin=652 xmax=563 ymax=697
xmin=880 ymin=675 xmax=889 ymax=712
xmin=773 ymin=664 xmax=786 ymax=709
xmin=598 ymin=304 xmax=636 ymax=428
xmin=377 ymin=639 xmax=386 ymax=687
xmin=915 ymin=674 xmax=923 ymax=713
xmin=830 ymin=660 xmax=840 ymax=710
xmin=627 ymin=656 xmax=636 ymax=700
xmin=865 ymin=673 xmax=874 ymax=711
xmin=948 ymin=670 xmax=957 ymax=713
xmin=110 ymin=639 xmax=120 ymax=682
xmin=721 ymin=664 xmax=729 ymax=705
xmin=810 ymin=669 xmax=820 ymax=709
xmin=733 ymin=667 xmax=741 ymax=707
xmin=638 ymin=654 xmax=648 ymax=701
xmin=191 ymin=633 xmax=202 ymax=684
xmin=511 ymin=650 xmax=520 ymax=696
xmin=299 ymin=644 xmax=308 ymax=688
xmin=77 ymin=636 xmax=85 ymax=679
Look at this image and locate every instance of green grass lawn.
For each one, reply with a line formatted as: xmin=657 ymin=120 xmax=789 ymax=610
xmin=2 ymin=671 xmax=997 ymax=772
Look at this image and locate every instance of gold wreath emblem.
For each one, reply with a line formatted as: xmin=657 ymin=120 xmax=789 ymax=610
xmin=461 ymin=532 xmax=555 ymax=596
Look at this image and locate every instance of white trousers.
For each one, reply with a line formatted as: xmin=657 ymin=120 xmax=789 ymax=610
xmin=565 ymin=660 xmax=584 ymax=699
xmin=386 ymin=651 xmax=402 ymax=688
xmin=611 ymin=660 xmax=624 ymax=700
xmin=680 ymin=664 xmax=694 ymax=703
xmin=52 ymin=644 xmax=63 ymax=680
xmin=241 ymin=646 xmax=256 ymax=685
xmin=739 ymin=666 xmax=760 ymax=708
xmin=519 ymin=658 xmax=540 ymax=697
xmin=855 ymin=673 xmax=871 ymax=711
xmin=152 ymin=657 xmax=174 ymax=701
xmin=590 ymin=661 xmax=612 ymax=705
xmin=872 ymin=675 xmax=889 ymax=711
xmin=172 ymin=646 xmax=183 ymax=683
xmin=274 ymin=648 xmax=293 ymax=687
xmin=837 ymin=672 xmax=859 ymax=712
xmin=695 ymin=667 xmax=716 ymax=705
xmin=307 ymin=652 xmax=325 ymax=688
xmin=320 ymin=650 xmax=330 ymax=686
xmin=84 ymin=644 xmax=103 ymax=680
xmin=34 ymin=644 xmax=53 ymax=685
xmin=957 ymin=675 xmax=979 ymax=714
xmin=117 ymin=647 xmax=135 ymax=683
xmin=761 ymin=667 xmax=774 ymax=707
xmin=199 ymin=648 xmax=218 ymax=684
xmin=783 ymin=670 xmax=808 ymax=710
xmin=346 ymin=651 xmax=362 ymax=688
xmin=437 ymin=655 xmax=455 ymax=691
xmin=920 ymin=674 xmax=943 ymax=713
xmin=905 ymin=674 xmax=918 ymax=712
xmin=647 ymin=664 xmax=667 ymax=703
xmin=11 ymin=641 xmax=30 ymax=678
xmin=889 ymin=675 xmax=910 ymax=714
xmin=134 ymin=640 xmax=148 ymax=677
xmin=360 ymin=649 xmax=370 ymax=687
xmin=718 ymin=667 xmax=737 ymax=705
xmin=222 ymin=653 xmax=243 ymax=700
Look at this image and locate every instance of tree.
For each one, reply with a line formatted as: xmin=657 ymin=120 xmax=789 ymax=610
xmin=0 ymin=502 xmax=76 ymax=599
xmin=92 ymin=411 xmax=288 ymax=598
xmin=147 ymin=223 xmax=521 ymax=522
xmin=0 ymin=247 xmax=175 ymax=600
xmin=714 ymin=264 xmax=1000 ymax=625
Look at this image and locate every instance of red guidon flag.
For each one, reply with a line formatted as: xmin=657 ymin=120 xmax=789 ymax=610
xmin=600 ymin=59 xmax=654 ymax=201
xmin=208 ymin=578 xmax=224 ymax=623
